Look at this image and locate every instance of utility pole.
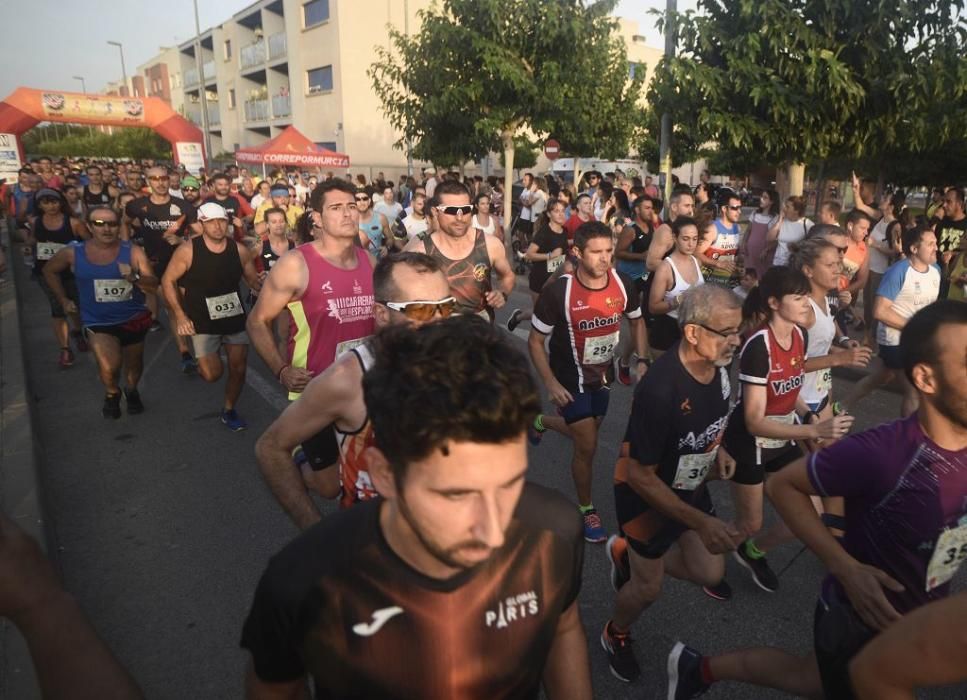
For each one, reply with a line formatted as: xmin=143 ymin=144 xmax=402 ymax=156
xmin=403 ymin=0 xmax=413 ymax=177
xmin=658 ymin=0 xmax=677 ymax=211
xmin=107 ymin=41 xmax=128 ymax=95
xmin=193 ymin=0 xmax=213 ymax=168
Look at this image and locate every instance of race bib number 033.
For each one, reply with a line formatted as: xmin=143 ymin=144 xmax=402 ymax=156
xmin=93 ymin=279 xmax=133 ymax=303
xmin=672 ymin=449 xmax=717 ymax=491
xmin=582 ymin=331 xmax=619 ymax=365
xmin=926 ymin=523 xmax=967 ymax=592
xmin=206 ymin=292 xmax=243 ymax=320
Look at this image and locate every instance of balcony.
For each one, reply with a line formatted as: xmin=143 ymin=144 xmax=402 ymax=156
xmin=268 ymin=31 xmax=287 ymax=60
xmin=203 ymin=60 xmax=215 ymax=81
xmin=186 ymin=105 xmax=221 ymax=127
xmin=184 ymin=67 xmax=199 ymax=87
xmin=240 ymin=40 xmax=265 ymax=69
xmin=271 ymin=95 xmax=291 ymax=117
xmin=244 ymin=99 xmax=270 ymax=122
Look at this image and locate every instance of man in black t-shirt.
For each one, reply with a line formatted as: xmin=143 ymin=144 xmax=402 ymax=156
xmin=241 ymin=317 xmax=592 ymax=700
xmin=601 ymin=284 xmax=744 ymax=683
xmin=206 ymin=173 xmax=254 ymax=243
xmin=124 ymin=165 xmax=201 ymax=372
xmin=937 ymin=187 xmax=967 ymax=297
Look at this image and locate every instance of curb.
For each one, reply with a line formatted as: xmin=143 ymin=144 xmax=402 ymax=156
xmin=0 ymin=221 xmax=46 ymax=699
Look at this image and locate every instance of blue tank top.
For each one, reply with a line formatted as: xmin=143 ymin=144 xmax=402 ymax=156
xmin=73 ymin=241 xmax=148 ymax=327
xmin=360 ymin=211 xmax=383 ymax=256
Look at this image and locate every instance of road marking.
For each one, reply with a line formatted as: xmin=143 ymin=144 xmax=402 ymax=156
xmin=245 ymin=368 xmax=289 ymax=412
xmin=139 ymin=334 xmax=173 ymax=384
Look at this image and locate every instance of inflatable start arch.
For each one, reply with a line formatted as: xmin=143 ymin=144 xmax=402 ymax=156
xmin=0 ymin=87 xmax=206 ymax=172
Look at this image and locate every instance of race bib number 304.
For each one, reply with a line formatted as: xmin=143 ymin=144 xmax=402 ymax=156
xmin=926 ymin=523 xmax=967 ymax=592
xmin=672 ymin=449 xmax=717 ymax=491
xmin=94 ymin=279 xmax=133 ymax=302
xmin=582 ymin=331 xmax=619 ymax=365
xmin=206 ymin=292 xmax=243 ymax=320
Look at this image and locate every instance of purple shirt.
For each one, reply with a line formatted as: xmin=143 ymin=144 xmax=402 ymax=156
xmin=808 ymin=414 xmax=967 ymax=614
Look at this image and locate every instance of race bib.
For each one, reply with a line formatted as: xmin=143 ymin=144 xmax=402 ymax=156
xmin=335 ymin=337 xmax=368 ymax=358
xmin=671 ymin=449 xmax=718 ymax=491
xmin=546 ymin=255 xmax=565 ymax=273
xmin=205 ymin=292 xmax=243 ymax=320
xmin=926 ymin=523 xmax=967 ymax=592
xmin=816 ymin=369 xmax=832 ymax=394
xmin=755 ymin=411 xmax=797 ymax=450
xmin=582 ymin=331 xmax=619 ymax=365
xmin=36 ymin=241 xmax=65 ymax=261
xmin=94 ymin=279 xmax=133 ymax=303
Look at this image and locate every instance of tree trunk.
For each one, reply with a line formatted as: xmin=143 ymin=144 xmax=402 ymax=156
xmin=812 ymin=160 xmax=826 ymax=218
xmin=573 ymin=158 xmax=582 ymax=191
xmin=787 ymin=162 xmax=805 ymax=197
xmin=501 ymin=128 xmax=515 ymax=231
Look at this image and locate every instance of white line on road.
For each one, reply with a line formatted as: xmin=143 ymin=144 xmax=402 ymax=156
xmin=245 ymin=367 xmax=290 ymax=413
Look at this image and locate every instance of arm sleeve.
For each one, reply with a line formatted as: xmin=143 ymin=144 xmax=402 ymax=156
xmin=531 ymin=279 xmax=564 ymax=335
xmin=626 ymin=380 xmax=672 ymax=465
xmin=737 ymin=333 xmax=769 ymax=385
xmin=239 ymin=562 xmax=307 ymax=683
xmin=806 ymin=428 xmax=891 ymax=499
xmin=618 ymin=272 xmax=643 ymax=319
xmin=876 ymin=262 xmax=906 ymax=301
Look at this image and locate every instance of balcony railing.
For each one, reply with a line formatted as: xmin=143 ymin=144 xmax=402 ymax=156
xmin=240 ymin=41 xmax=265 ymax=69
xmin=244 ymin=99 xmax=270 ymax=122
xmin=184 ymin=67 xmax=199 ymax=87
xmin=203 ymin=60 xmax=215 ymax=81
xmin=268 ymin=31 xmax=287 ymax=60
xmin=271 ymin=95 xmax=291 ymax=117
xmin=186 ymin=105 xmax=221 ymax=127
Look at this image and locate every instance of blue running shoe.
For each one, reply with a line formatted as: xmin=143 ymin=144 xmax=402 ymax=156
xmin=221 ymin=409 xmax=248 ymax=432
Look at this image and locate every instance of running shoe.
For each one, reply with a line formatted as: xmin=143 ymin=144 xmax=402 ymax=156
xmin=124 ymin=388 xmax=144 ymax=415
xmin=601 ymin=621 xmax=640 ymax=682
xmin=180 ymin=355 xmax=198 ymax=375
xmin=527 ymin=415 xmax=545 ymax=447
xmin=701 ymin=579 xmax=732 ymax=601
xmin=72 ymin=331 xmax=89 ymax=352
xmin=582 ymin=509 xmax=607 ymax=543
xmin=149 ymin=320 xmax=163 ymax=333
xmin=667 ymin=642 xmax=710 ymax=700
xmin=506 ymin=308 xmax=522 ymax=332
xmin=733 ymin=542 xmax=779 ymax=592
xmin=102 ymin=393 xmax=122 ymax=420
xmin=221 ymin=409 xmax=248 ymax=432
xmin=607 ymin=535 xmax=630 ymax=592
xmin=58 ymin=347 xmax=75 ymax=368
xmin=616 ymin=360 xmax=632 ymax=386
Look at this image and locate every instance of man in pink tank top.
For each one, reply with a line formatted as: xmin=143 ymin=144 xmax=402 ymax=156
xmin=248 ymin=179 xmax=376 ymax=488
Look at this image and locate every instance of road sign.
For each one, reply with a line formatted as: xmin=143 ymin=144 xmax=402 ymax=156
xmin=544 ymin=139 xmax=561 ymax=161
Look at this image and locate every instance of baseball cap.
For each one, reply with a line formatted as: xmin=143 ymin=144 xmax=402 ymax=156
xmin=423 ymin=166 xmax=435 ymax=175
xmin=197 ymin=202 xmax=228 ymax=221
xmin=181 ymin=175 xmax=200 ymax=189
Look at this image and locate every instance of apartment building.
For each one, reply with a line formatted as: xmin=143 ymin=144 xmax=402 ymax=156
xmin=113 ymin=1 xmax=669 ymax=181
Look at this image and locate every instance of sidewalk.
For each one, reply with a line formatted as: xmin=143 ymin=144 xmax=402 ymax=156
xmin=0 ymin=222 xmax=44 ymax=699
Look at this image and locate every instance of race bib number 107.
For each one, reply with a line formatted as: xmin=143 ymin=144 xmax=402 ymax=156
xmin=94 ymin=279 xmax=133 ymax=303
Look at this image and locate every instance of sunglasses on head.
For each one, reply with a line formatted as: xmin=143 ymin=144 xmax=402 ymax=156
xmin=378 ymin=297 xmax=458 ymax=321
xmin=90 ymin=219 xmax=119 ymax=228
xmin=435 ymin=204 xmax=473 ymax=216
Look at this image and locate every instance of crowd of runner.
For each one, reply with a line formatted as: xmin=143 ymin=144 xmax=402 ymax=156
xmin=1 ymin=154 xmax=965 ymax=699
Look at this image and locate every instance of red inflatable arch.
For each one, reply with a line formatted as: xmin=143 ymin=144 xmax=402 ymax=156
xmin=0 ymin=87 xmax=206 ymax=170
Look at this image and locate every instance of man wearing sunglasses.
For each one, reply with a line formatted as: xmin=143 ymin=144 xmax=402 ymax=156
xmin=254 ymin=183 xmax=304 ymax=239
xmin=404 ymin=180 xmax=514 ymax=320
xmin=179 ymin=175 xmax=202 ymax=209
xmin=248 ymin=179 xmax=375 ymax=486
xmin=255 ymin=252 xmax=452 ymax=528
xmin=42 ymin=207 xmax=157 ymax=418
xmin=697 ymin=192 xmax=742 ymax=288
xmin=124 ymin=165 xmax=201 ymax=373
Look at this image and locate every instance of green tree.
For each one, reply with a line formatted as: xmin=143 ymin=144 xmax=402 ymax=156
xmin=498 ymin=135 xmax=538 ymax=171
xmin=650 ymin=0 xmax=967 ymax=193
xmin=634 ymin=105 xmax=708 ymax=173
xmin=24 ymin=126 xmax=171 ymax=160
xmin=369 ymin=0 xmax=643 ymax=224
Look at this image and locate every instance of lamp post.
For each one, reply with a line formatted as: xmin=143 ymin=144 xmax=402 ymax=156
xmin=107 ymin=40 xmax=128 ymax=96
xmin=193 ymin=0 xmax=213 ymax=167
xmin=73 ymin=76 xmax=87 ymax=93
xmin=658 ymin=0 xmax=677 ymax=210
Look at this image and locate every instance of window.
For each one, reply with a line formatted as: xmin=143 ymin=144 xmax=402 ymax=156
xmin=316 ymin=141 xmax=337 ymax=151
xmin=628 ymin=62 xmax=643 ymax=80
xmin=304 ymin=0 xmax=330 ymax=28
xmin=228 ymin=89 xmax=236 ymax=109
xmin=307 ymin=65 xmax=333 ymax=93
xmin=224 ymin=39 xmax=232 ymax=60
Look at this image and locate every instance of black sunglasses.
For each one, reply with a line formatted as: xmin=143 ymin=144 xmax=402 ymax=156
xmin=435 ymin=205 xmax=474 ymax=216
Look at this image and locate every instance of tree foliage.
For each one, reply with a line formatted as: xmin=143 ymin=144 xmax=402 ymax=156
xmin=650 ymin=0 xmax=967 ymax=177
xmin=23 ymin=126 xmax=172 ymax=160
xmin=634 ymin=105 xmax=709 ymax=172
xmin=369 ymin=0 xmax=643 ymax=221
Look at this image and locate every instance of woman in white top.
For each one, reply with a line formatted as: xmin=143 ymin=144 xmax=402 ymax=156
xmin=741 ymin=189 xmax=780 ymax=277
xmin=471 ymin=192 xmax=504 ymax=242
xmin=648 ymin=215 xmax=705 ymax=351
xmin=530 ymin=176 xmax=549 ymax=225
xmin=767 ymin=195 xmax=812 ymax=267
xmin=862 ymin=191 xmax=904 ymax=341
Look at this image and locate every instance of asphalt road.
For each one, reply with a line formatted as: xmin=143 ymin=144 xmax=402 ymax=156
xmin=16 ymin=263 xmax=964 ymax=699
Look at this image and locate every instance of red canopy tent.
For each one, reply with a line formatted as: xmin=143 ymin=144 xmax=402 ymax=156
xmin=235 ymin=126 xmax=350 ymax=172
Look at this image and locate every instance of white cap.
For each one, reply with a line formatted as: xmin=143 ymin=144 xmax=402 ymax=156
xmin=197 ymin=202 xmax=228 ymax=221
xmin=423 ymin=166 xmax=435 ymax=175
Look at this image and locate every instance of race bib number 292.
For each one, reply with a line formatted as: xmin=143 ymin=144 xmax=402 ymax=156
xmin=582 ymin=331 xmax=619 ymax=365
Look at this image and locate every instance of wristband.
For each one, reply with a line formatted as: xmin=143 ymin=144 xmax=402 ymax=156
xmin=837 ymin=336 xmax=851 ymax=347
xmin=277 ymin=364 xmax=290 ymax=383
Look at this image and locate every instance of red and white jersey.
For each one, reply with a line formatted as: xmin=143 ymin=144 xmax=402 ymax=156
xmin=532 ymin=269 xmax=641 ymax=392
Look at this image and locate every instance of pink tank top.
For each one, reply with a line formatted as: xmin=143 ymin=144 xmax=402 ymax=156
xmin=286 ymin=244 xmax=374 ymax=399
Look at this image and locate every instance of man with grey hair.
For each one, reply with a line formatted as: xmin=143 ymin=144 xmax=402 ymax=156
xmin=600 ymin=284 xmax=744 ymax=684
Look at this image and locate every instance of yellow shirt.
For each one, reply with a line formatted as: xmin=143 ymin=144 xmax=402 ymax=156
xmin=254 ymin=201 xmax=304 ymax=229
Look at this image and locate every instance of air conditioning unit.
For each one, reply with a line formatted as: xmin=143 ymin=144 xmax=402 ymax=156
xmin=308 ymin=85 xmax=322 ymax=94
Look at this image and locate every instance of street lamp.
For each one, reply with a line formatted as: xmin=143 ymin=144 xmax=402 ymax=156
xmin=73 ymin=76 xmax=87 ymax=93
xmin=107 ymin=40 xmax=128 ymax=96
xmin=192 ymin=0 xmax=212 ymax=167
